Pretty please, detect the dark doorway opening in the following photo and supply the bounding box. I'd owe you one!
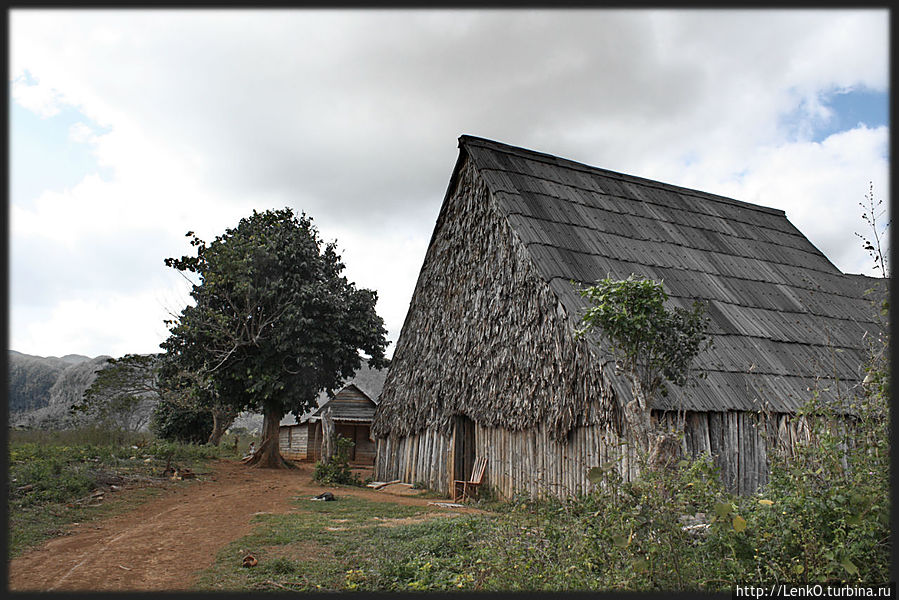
[452,415,476,484]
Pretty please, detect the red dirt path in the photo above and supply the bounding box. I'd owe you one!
[8,459,465,592]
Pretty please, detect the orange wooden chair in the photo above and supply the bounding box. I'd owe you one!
[453,456,487,502]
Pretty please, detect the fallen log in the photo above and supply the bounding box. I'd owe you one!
[367,479,402,490]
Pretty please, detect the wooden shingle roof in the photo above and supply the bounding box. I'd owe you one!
[460,135,885,414]
[280,359,387,426]
[305,383,378,424]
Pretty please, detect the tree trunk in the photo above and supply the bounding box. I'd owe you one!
[321,407,335,465]
[625,379,681,470]
[625,398,652,455]
[207,409,224,447]
[207,405,236,446]
[243,408,294,469]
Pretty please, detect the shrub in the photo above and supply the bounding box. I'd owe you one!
[313,435,360,486]
[705,375,890,584]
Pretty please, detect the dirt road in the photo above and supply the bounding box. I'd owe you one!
[8,459,457,591]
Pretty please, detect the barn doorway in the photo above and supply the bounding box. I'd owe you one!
[452,415,476,483]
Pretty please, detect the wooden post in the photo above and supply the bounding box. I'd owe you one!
[321,407,335,465]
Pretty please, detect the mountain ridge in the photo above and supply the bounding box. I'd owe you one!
[8,350,108,427]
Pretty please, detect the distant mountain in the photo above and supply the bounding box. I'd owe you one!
[8,351,89,415]
[58,353,93,365]
[8,351,109,428]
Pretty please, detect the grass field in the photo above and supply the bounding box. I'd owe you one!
[7,427,242,559]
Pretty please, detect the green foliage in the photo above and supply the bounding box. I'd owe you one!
[8,435,220,508]
[153,366,237,447]
[361,517,492,590]
[70,354,160,433]
[338,351,889,591]
[10,425,148,448]
[194,495,428,591]
[313,435,361,486]
[350,384,888,591]
[577,275,711,458]
[572,455,730,589]
[219,431,257,458]
[263,556,302,576]
[578,275,710,398]
[161,208,389,459]
[149,396,214,444]
[701,376,890,584]
[9,446,95,507]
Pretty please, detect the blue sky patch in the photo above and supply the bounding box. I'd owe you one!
[10,98,113,205]
[782,87,889,143]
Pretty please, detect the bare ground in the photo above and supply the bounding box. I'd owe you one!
[8,459,474,592]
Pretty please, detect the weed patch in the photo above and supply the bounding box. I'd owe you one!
[7,431,224,558]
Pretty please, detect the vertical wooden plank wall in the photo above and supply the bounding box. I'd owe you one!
[279,427,291,456]
[279,425,310,461]
[374,410,813,499]
[374,429,452,495]
[657,410,814,495]
[470,423,631,500]
[296,425,310,461]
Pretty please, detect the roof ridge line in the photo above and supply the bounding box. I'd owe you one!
[460,134,786,217]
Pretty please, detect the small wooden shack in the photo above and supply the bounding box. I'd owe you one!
[280,361,386,465]
[372,135,884,497]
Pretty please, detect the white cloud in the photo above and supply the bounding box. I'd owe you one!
[12,283,190,359]
[11,73,63,117]
[640,123,888,276]
[8,9,890,357]
[730,126,889,276]
[321,221,436,349]
[68,121,96,144]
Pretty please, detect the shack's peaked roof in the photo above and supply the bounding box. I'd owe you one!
[306,383,378,424]
[457,135,883,414]
[280,360,387,426]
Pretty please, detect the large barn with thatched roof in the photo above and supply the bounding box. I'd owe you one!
[371,135,884,497]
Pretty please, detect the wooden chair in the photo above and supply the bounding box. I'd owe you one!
[453,456,487,502]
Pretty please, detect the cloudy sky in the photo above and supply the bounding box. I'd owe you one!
[10,9,890,360]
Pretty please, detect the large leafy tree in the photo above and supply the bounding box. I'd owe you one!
[578,275,710,467]
[161,208,389,467]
